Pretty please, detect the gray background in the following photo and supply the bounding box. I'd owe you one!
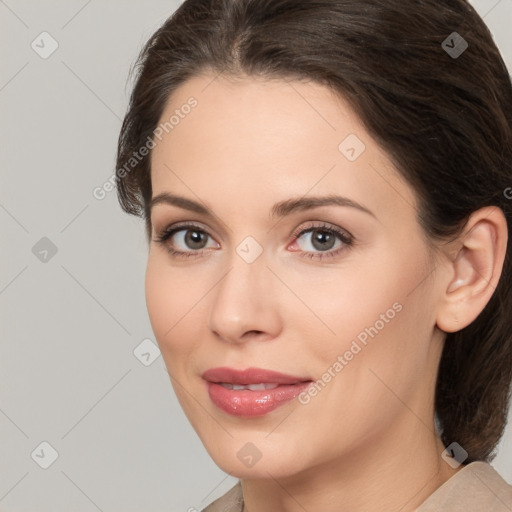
[1,1,511,510]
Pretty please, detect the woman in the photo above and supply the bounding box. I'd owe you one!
[115,0,512,510]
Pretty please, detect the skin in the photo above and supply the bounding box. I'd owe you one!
[145,72,507,512]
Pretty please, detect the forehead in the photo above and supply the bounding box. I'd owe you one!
[152,73,362,165]
[149,73,416,223]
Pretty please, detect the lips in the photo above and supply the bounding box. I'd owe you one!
[202,367,313,417]
[201,367,311,385]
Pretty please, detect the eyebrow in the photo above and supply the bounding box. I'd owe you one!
[149,192,376,219]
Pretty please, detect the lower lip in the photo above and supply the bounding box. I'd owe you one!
[206,381,313,417]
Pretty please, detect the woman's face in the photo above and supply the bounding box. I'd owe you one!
[146,73,447,478]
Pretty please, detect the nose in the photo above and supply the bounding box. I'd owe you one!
[207,245,282,345]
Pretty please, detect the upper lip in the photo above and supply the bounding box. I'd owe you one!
[202,367,312,385]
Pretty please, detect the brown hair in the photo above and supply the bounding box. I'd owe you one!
[115,0,512,462]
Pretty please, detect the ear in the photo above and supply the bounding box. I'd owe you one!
[436,206,508,333]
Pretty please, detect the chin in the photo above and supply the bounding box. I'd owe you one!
[201,434,312,480]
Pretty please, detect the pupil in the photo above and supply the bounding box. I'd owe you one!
[313,230,335,251]
[186,230,205,249]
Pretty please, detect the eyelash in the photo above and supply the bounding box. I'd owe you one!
[153,221,353,261]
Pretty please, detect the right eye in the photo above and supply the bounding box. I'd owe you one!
[154,223,220,258]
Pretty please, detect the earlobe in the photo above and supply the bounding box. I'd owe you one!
[436,207,508,333]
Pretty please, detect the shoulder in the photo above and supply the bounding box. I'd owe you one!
[417,461,512,511]
[201,481,244,512]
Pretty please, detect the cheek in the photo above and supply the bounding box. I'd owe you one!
[144,255,203,361]
[297,246,433,390]
[285,257,406,352]
[145,257,205,413]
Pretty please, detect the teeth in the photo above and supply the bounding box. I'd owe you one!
[247,383,279,390]
[219,383,280,390]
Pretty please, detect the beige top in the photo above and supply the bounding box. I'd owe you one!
[201,461,512,512]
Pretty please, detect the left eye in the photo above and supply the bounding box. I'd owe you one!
[293,226,351,254]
